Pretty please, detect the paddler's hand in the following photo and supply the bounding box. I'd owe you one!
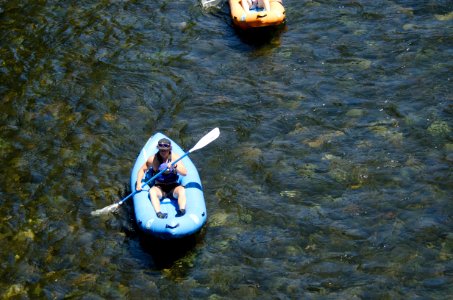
[159,163,169,172]
[136,182,142,191]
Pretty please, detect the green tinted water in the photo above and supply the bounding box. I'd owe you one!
[1,0,452,298]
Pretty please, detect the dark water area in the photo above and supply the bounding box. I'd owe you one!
[1,0,452,298]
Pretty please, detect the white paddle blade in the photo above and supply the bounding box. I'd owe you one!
[201,0,222,8]
[91,203,120,216]
[189,127,220,153]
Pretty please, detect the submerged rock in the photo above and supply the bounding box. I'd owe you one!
[241,146,263,162]
[346,108,365,118]
[428,121,451,136]
[403,23,417,30]
[370,125,403,146]
[0,137,13,157]
[297,163,316,178]
[209,212,229,227]
[305,131,344,148]
[3,284,27,298]
[14,229,35,241]
[435,12,453,21]
[288,122,307,135]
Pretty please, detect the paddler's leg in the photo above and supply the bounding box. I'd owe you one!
[241,0,251,12]
[150,186,167,218]
[262,0,270,12]
[173,185,186,216]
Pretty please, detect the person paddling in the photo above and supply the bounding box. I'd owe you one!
[241,0,270,12]
[136,138,187,219]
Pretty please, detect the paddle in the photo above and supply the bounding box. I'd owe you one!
[91,127,220,216]
[201,0,222,8]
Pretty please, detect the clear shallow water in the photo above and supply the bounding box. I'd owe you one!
[1,0,452,298]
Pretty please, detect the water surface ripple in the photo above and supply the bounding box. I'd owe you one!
[0,0,452,298]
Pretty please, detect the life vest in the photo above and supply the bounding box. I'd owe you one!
[153,152,179,185]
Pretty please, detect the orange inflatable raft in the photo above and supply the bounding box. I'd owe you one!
[229,0,285,29]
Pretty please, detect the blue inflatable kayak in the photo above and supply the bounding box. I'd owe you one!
[130,133,207,239]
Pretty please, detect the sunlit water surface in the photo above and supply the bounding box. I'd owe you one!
[1,0,452,298]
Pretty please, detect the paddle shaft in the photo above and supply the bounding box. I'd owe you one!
[118,151,190,206]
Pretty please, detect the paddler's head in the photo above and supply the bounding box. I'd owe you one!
[157,138,172,154]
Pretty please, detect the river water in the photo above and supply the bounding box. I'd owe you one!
[1,0,452,298]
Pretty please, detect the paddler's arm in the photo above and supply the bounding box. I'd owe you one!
[172,154,187,176]
[136,156,154,191]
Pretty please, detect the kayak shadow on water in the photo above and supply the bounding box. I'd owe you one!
[138,233,204,270]
[122,199,206,270]
[234,23,287,48]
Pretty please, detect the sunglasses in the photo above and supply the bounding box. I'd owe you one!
[158,143,171,148]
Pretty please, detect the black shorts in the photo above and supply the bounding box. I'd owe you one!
[155,183,180,195]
